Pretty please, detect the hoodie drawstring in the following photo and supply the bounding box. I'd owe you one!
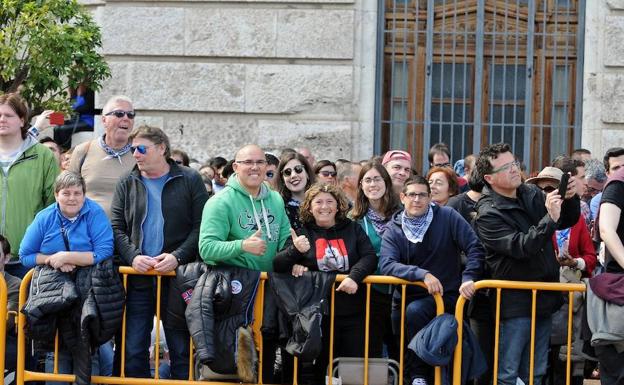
[248,195,273,241]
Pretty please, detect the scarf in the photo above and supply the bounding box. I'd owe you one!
[98,135,131,163]
[401,205,434,244]
[366,207,389,236]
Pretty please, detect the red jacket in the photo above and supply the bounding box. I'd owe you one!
[553,215,597,277]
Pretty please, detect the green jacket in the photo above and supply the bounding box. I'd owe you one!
[0,138,59,257]
[199,175,291,272]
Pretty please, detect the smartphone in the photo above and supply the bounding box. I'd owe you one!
[558,172,570,197]
[49,112,65,126]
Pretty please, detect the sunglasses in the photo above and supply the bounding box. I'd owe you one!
[266,171,275,179]
[319,170,337,177]
[105,110,136,119]
[174,160,183,165]
[130,144,154,155]
[282,165,305,177]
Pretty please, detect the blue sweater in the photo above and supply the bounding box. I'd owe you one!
[19,198,114,268]
[380,205,485,299]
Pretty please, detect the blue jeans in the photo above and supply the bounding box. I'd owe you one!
[45,351,100,385]
[116,287,190,379]
[98,341,114,376]
[497,316,552,385]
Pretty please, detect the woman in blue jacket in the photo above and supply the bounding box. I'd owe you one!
[19,170,114,385]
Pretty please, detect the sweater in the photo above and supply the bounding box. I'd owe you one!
[380,205,485,301]
[19,198,114,268]
[0,136,59,257]
[68,139,135,218]
[199,175,291,272]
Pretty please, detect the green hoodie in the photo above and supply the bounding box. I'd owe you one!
[199,174,291,272]
[1,137,59,258]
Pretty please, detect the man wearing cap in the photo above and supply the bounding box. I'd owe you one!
[474,143,580,385]
[383,150,413,195]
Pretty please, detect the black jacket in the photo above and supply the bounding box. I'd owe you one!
[181,264,260,374]
[267,271,336,361]
[274,218,377,316]
[22,260,125,385]
[475,184,580,318]
[110,161,209,290]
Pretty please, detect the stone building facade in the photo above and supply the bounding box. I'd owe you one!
[583,0,624,156]
[86,0,378,162]
[83,0,623,164]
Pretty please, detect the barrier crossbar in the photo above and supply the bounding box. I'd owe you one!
[15,268,444,385]
[451,280,587,385]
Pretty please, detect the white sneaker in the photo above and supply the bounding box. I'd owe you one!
[412,378,428,385]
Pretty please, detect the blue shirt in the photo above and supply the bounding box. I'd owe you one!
[141,174,169,256]
[19,198,114,268]
[590,192,602,220]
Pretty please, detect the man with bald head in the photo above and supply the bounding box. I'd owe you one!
[199,144,291,272]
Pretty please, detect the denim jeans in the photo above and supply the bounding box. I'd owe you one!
[98,341,114,376]
[44,351,100,385]
[497,316,552,385]
[115,286,190,379]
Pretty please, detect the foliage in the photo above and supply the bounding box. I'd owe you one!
[0,0,110,115]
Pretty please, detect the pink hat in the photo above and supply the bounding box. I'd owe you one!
[382,150,412,165]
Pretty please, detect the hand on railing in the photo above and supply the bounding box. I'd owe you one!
[336,277,358,294]
[423,273,443,296]
[153,253,178,273]
[131,255,158,273]
[459,280,476,300]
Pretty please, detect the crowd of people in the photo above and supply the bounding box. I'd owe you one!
[1,91,623,385]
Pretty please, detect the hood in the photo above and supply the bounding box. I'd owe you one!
[226,173,270,200]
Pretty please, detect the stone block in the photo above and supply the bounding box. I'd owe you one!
[601,73,624,123]
[604,16,624,66]
[245,65,353,114]
[256,120,353,160]
[602,129,624,149]
[607,0,624,10]
[99,7,185,56]
[99,62,246,112]
[186,9,276,57]
[276,10,354,59]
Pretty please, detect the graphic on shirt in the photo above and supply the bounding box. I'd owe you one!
[231,280,242,295]
[238,208,278,242]
[315,238,349,272]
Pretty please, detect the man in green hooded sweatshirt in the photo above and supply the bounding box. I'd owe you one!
[199,144,291,271]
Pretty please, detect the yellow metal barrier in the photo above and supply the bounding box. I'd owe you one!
[451,280,586,385]
[16,268,443,385]
[0,273,8,377]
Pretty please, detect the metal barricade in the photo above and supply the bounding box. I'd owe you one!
[15,269,443,385]
[451,280,586,385]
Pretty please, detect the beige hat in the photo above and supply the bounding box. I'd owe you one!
[525,166,563,185]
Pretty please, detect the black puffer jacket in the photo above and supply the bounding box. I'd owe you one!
[21,260,125,385]
[182,264,260,374]
[475,184,580,319]
[266,271,336,361]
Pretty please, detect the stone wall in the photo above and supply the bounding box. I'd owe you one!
[86,0,377,163]
[583,0,624,156]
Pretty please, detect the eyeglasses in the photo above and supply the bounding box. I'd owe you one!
[283,165,304,177]
[130,144,155,155]
[432,162,452,168]
[540,186,557,193]
[174,160,183,165]
[405,191,429,201]
[105,110,136,119]
[235,159,267,167]
[319,170,337,178]
[266,171,275,179]
[404,192,429,200]
[362,176,384,185]
[490,160,521,174]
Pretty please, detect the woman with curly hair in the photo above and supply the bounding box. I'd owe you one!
[274,183,378,383]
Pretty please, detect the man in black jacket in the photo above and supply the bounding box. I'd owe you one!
[111,125,208,379]
[474,143,580,385]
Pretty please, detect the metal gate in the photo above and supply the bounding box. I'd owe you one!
[375,0,585,174]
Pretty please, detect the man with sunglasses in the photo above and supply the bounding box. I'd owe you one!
[69,95,137,217]
[111,125,209,380]
[474,143,580,385]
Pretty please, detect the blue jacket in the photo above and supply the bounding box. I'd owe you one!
[19,198,114,268]
[379,205,484,300]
